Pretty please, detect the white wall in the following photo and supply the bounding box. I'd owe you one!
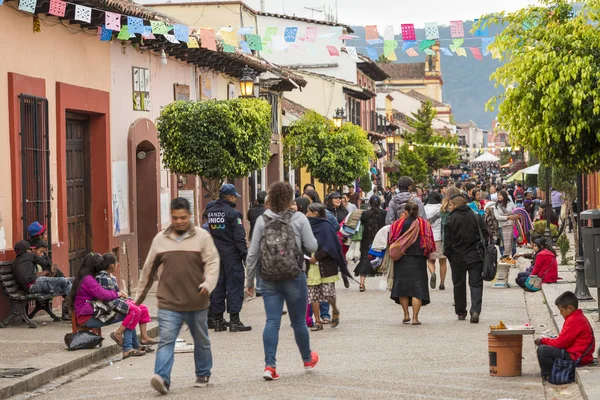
[284,73,345,119]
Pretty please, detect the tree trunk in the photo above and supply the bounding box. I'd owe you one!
[564,194,579,258]
[201,177,223,200]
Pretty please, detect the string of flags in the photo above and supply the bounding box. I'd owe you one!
[411,142,519,152]
[6,0,498,61]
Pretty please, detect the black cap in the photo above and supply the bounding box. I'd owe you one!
[30,239,48,249]
[15,240,31,256]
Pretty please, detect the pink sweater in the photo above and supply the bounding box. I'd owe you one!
[74,275,119,317]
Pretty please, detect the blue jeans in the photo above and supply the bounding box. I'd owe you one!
[29,276,72,295]
[261,273,312,368]
[308,302,330,321]
[155,309,212,386]
[83,314,138,351]
[82,313,125,328]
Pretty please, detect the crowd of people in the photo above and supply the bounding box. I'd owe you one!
[9,173,592,393]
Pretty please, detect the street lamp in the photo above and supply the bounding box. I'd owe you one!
[408,142,415,152]
[333,108,346,128]
[239,66,256,98]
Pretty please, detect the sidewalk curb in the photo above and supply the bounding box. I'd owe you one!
[0,325,159,399]
[540,286,590,400]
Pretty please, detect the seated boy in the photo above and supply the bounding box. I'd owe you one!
[535,291,595,380]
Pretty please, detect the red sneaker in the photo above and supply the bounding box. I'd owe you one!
[303,351,319,372]
[263,366,280,381]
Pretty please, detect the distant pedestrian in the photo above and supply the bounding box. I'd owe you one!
[342,193,357,213]
[135,197,220,393]
[443,194,489,324]
[494,190,517,256]
[248,191,268,241]
[424,191,447,290]
[388,202,435,325]
[386,176,427,225]
[355,195,386,291]
[347,185,361,208]
[245,182,320,381]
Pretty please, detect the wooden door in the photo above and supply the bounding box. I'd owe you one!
[66,113,91,276]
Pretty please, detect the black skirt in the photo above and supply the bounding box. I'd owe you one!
[390,254,430,306]
[354,240,375,276]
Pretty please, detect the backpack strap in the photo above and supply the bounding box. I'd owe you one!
[574,323,595,366]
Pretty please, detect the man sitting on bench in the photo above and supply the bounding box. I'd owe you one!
[12,240,72,320]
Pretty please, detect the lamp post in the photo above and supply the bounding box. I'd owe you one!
[408,142,415,152]
[239,66,256,98]
[544,164,552,245]
[574,173,594,301]
[333,108,346,128]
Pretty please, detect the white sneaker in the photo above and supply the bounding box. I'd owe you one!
[151,374,169,395]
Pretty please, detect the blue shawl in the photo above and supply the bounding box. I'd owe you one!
[308,217,351,278]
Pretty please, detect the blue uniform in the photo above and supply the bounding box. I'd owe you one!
[207,199,247,314]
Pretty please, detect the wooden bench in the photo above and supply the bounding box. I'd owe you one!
[0,262,64,328]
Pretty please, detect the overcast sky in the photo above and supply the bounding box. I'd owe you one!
[157,0,540,26]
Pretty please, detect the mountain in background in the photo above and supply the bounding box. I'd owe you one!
[347,21,505,130]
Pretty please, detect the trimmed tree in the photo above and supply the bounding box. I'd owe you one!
[157,98,272,199]
[284,110,374,191]
[388,143,429,185]
[484,0,600,172]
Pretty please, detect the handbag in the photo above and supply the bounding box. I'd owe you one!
[524,265,550,292]
[549,330,595,385]
[475,213,498,281]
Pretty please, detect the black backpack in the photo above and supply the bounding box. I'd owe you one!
[259,211,303,282]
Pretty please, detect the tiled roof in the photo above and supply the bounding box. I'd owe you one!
[405,90,446,107]
[282,98,310,117]
[377,63,426,80]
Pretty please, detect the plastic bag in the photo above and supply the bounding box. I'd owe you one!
[64,330,104,351]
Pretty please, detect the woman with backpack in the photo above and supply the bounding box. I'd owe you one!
[388,202,436,326]
[305,203,351,331]
[245,182,320,381]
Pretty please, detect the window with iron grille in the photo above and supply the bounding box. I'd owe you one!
[20,94,51,255]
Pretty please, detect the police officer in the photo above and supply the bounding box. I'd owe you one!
[206,184,251,332]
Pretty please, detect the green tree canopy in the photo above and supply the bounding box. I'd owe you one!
[388,144,429,185]
[284,110,374,190]
[484,0,600,172]
[157,98,272,198]
[405,101,458,175]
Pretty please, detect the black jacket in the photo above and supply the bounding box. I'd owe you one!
[327,206,349,224]
[12,252,38,292]
[207,199,248,263]
[443,205,489,264]
[247,204,266,241]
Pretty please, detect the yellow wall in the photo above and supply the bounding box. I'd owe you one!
[149,3,256,33]
[0,7,110,250]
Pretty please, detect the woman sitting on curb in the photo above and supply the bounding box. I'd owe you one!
[515,237,558,290]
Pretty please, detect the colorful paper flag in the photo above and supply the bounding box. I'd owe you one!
[18,0,36,13]
[223,44,236,53]
[326,45,340,56]
[142,26,155,40]
[474,18,489,37]
[284,27,298,42]
[48,0,66,17]
[264,27,278,37]
[384,25,395,41]
[366,47,378,61]
[173,24,188,42]
[402,41,416,51]
[240,40,251,53]
[365,25,379,41]
[104,12,121,31]
[150,21,170,35]
[237,27,254,35]
[366,39,383,45]
[163,34,180,44]
[302,26,318,42]
[221,31,238,47]
[339,34,358,40]
[98,25,112,41]
[449,38,464,53]
[401,24,416,41]
[424,48,436,56]
[200,28,217,51]
[246,33,262,50]
[450,20,464,38]
[187,36,199,48]
[419,39,436,52]
[386,50,397,61]
[440,47,453,56]
[469,47,483,60]
[456,47,467,57]
[127,16,144,34]
[219,26,233,33]
[74,4,91,23]
[383,40,398,57]
[117,25,130,40]
[424,22,439,40]
[406,48,418,57]
[481,37,495,56]
[346,46,359,60]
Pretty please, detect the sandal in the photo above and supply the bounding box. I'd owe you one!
[110,332,123,347]
[140,339,159,346]
[123,349,146,359]
[331,312,340,328]
[321,318,331,324]
[359,285,366,292]
[402,318,411,324]
[311,323,323,332]
[139,345,155,353]
[412,321,422,326]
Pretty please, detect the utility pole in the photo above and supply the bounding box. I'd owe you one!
[260,0,265,12]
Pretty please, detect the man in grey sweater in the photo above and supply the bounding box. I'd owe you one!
[385,176,427,225]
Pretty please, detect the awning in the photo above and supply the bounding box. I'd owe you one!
[471,151,500,163]
[343,87,375,101]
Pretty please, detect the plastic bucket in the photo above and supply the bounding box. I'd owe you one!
[488,334,523,377]
[491,263,511,288]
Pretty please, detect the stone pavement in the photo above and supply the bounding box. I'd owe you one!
[0,290,159,399]
[30,275,548,400]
